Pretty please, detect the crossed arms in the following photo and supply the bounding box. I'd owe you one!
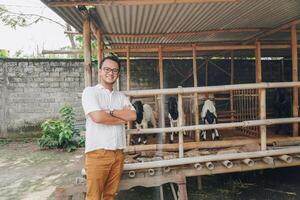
[89,106,136,125]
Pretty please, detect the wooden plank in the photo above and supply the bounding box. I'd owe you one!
[48,0,239,7]
[83,14,92,87]
[291,25,299,137]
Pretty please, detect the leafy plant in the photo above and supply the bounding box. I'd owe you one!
[38,104,84,152]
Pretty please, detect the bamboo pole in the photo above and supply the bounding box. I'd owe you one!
[97,30,103,83]
[123,147,300,170]
[126,117,300,135]
[125,137,300,153]
[291,25,299,137]
[255,41,262,83]
[83,13,92,87]
[178,90,184,158]
[127,46,131,91]
[192,45,200,141]
[123,82,300,97]
[158,46,166,143]
[260,89,267,150]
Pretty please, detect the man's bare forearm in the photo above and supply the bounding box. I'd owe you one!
[89,111,126,125]
[113,109,136,122]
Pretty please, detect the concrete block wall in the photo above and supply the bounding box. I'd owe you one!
[0,59,85,137]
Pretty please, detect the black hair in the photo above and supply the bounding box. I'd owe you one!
[99,54,121,70]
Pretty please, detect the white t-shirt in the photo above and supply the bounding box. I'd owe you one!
[82,84,133,153]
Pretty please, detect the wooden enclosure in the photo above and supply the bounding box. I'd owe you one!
[41,0,300,199]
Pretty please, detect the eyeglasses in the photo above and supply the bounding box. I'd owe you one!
[102,67,119,74]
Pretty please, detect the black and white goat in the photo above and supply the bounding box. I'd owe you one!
[167,97,186,143]
[168,97,179,143]
[201,99,219,140]
[132,100,156,144]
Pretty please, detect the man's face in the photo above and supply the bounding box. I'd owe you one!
[99,59,120,85]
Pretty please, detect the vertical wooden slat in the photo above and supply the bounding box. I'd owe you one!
[192,45,200,141]
[230,51,234,122]
[178,89,184,158]
[205,59,208,86]
[291,25,299,137]
[83,13,92,87]
[158,46,166,143]
[126,46,131,91]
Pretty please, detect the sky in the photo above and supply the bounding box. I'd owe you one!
[0,0,71,57]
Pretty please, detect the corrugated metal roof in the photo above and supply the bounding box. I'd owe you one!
[42,0,300,57]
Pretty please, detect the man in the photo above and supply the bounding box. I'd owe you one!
[82,55,136,200]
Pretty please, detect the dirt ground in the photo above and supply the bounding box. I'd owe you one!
[1,140,300,200]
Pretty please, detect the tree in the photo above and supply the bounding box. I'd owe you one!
[0,49,9,58]
[0,5,80,58]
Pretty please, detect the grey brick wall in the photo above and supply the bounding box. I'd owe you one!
[0,59,85,136]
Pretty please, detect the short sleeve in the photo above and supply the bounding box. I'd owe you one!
[122,95,136,111]
[82,87,101,116]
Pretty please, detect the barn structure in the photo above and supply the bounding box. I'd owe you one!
[41,0,300,199]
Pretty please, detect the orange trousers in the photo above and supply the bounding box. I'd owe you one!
[85,149,125,200]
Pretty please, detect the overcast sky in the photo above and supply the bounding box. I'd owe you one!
[0,0,71,57]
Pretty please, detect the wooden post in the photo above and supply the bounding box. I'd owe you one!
[230,51,234,122]
[126,46,131,91]
[259,90,267,149]
[291,25,299,137]
[256,41,266,150]
[205,59,208,86]
[83,13,92,87]
[97,30,103,84]
[158,46,166,143]
[178,89,184,158]
[193,45,200,141]
[255,41,262,83]
[126,47,133,145]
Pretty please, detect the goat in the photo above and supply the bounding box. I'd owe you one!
[132,100,156,144]
[200,99,219,140]
[168,97,179,143]
[167,97,187,143]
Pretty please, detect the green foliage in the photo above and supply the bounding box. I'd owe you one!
[38,104,85,152]
[0,49,9,58]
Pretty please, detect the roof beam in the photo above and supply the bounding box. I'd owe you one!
[106,28,262,38]
[244,18,300,43]
[103,44,300,53]
[48,0,239,7]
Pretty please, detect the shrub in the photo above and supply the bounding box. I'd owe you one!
[38,104,85,152]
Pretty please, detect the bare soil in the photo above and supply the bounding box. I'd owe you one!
[1,140,300,200]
